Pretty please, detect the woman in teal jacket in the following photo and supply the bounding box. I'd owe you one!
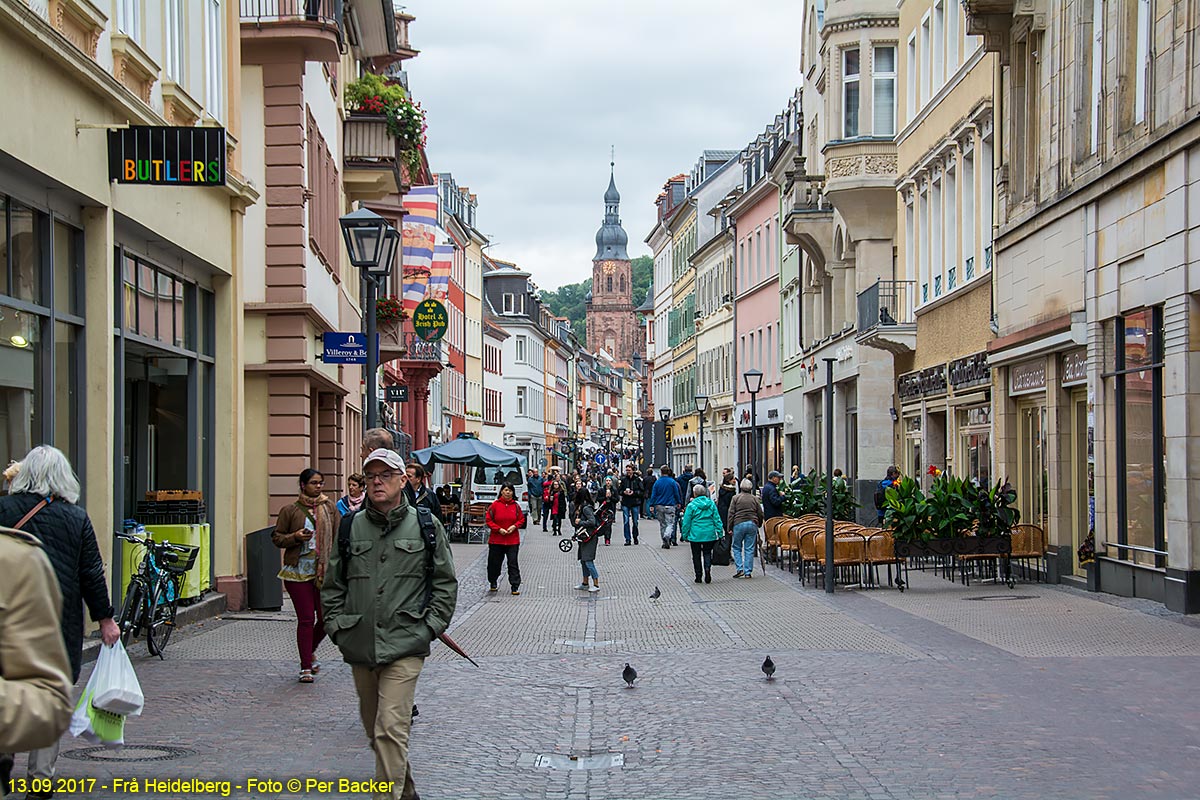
[681,483,724,583]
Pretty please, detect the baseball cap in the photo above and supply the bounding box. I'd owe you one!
[363,448,404,470]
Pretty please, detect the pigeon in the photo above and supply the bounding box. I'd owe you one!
[649,586,661,601]
[622,663,638,688]
[761,656,776,680]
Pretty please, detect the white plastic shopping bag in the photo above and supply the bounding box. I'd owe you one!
[91,641,144,716]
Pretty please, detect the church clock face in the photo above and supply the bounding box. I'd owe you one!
[599,260,620,275]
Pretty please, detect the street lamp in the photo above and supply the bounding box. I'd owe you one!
[341,208,399,431]
[634,417,645,468]
[695,394,710,480]
[743,368,763,485]
[659,407,671,470]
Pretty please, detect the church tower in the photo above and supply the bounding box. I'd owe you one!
[586,162,636,361]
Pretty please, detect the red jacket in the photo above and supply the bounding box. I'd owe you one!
[486,497,525,546]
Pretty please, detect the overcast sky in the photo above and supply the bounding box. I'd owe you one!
[407,0,804,290]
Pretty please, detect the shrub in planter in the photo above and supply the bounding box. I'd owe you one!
[344,73,427,175]
[882,477,930,542]
[779,470,858,521]
[925,473,975,539]
[375,295,408,324]
[973,479,1020,537]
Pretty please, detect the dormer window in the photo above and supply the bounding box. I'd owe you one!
[502,293,514,314]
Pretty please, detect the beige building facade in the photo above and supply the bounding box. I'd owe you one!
[0,0,256,602]
[965,0,1200,611]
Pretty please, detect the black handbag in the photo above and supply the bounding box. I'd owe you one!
[712,534,732,567]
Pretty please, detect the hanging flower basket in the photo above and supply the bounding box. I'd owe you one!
[375,295,408,324]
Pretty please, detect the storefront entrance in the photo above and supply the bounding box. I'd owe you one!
[1017,401,1048,533]
[1069,390,1088,575]
[122,349,194,518]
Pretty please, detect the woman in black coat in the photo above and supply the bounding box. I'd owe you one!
[0,445,118,783]
[716,469,738,529]
[571,489,601,592]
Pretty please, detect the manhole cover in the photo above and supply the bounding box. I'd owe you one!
[63,745,194,763]
[965,595,1040,601]
[523,753,625,771]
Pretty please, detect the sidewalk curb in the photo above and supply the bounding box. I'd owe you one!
[81,592,228,665]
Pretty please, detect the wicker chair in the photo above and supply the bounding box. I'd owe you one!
[814,530,867,587]
[763,518,788,564]
[797,527,820,585]
[864,529,906,588]
[780,521,805,573]
[1010,524,1047,581]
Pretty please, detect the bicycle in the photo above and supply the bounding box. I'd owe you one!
[115,522,198,658]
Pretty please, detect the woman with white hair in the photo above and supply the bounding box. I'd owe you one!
[0,445,118,793]
[725,478,764,578]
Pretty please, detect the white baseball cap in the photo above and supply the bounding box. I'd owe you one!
[363,448,405,470]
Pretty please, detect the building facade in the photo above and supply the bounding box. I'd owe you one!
[586,166,637,362]
[965,0,1200,611]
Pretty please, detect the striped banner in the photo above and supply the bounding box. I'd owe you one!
[401,185,442,312]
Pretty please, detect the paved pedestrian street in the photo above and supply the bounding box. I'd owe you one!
[28,528,1200,800]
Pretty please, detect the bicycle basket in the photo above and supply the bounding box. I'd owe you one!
[157,544,199,575]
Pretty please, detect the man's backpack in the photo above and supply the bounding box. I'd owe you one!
[873,484,887,511]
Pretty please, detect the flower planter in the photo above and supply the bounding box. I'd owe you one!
[893,535,1013,589]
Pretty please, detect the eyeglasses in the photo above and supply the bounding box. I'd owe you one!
[364,470,401,483]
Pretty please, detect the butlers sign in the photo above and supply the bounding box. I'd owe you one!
[108,126,226,186]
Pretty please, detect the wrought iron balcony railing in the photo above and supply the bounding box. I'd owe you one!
[857,280,916,334]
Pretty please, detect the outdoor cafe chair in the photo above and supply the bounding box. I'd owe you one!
[814,530,867,588]
[864,529,907,589]
[465,503,490,544]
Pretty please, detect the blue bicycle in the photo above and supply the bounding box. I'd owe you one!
[115,523,197,658]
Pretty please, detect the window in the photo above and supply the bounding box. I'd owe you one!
[906,35,918,120]
[1090,0,1103,152]
[947,0,959,70]
[945,162,956,287]
[620,274,626,293]
[1111,307,1165,566]
[165,0,185,82]
[919,184,930,302]
[904,197,915,285]
[515,335,526,363]
[962,146,975,277]
[843,48,860,138]
[516,386,527,416]
[502,293,514,313]
[874,46,896,136]
[116,0,140,38]
[204,0,224,120]
[981,135,994,261]
[606,276,613,293]
[1134,0,1149,124]
[306,112,339,273]
[933,1,945,88]
[920,16,932,105]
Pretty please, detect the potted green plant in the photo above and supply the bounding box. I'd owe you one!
[882,476,929,543]
[925,472,974,539]
[344,73,427,175]
[374,295,407,324]
[973,479,1020,537]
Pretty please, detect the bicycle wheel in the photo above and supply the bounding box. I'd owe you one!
[117,582,145,646]
[146,575,180,657]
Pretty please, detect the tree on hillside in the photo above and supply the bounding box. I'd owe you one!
[631,255,652,308]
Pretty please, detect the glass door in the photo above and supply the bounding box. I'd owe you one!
[1070,391,1088,575]
[1017,401,1048,534]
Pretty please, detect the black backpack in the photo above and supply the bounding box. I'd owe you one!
[873,484,886,510]
[337,505,439,611]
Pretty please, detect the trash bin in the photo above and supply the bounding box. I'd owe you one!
[145,524,206,601]
[245,526,283,611]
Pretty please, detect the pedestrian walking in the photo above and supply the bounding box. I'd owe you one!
[0,525,73,774]
[619,464,644,545]
[716,468,737,529]
[526,469,543,525]
[485,483,525,595]
[337,473,367,517]
[648,465,683,549]
[762,470,785,521]
[875,465,901,525]
[548,477,569,535]
[571,488,601,593]
[599,476,617,546]
[727,479,764,578]
[0,446,119,795]
[322,448,458,800]
[541,473,554,531]
[641,469,656,517]
[404,463,444,524]
[681,484,724,584]
[273,468,339,683]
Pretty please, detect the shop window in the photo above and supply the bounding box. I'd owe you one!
[53,221,80,316]
[9,200,41,305]
[53,322,80,467]
[1110,307,1165,566]
[1017,402,1048,533]
[958,405,991,487]
[0,310,41,475]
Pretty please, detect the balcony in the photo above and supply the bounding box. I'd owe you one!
[343,114,402,201]
[856,280,916,355]
[782,173,833,258]
[822,138,897,241]
[240,0,342,64]
[379,323,444,364]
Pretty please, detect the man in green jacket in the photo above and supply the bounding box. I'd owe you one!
[323,449,458,800]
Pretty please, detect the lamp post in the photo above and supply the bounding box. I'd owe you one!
[659,407,671,470]
[695,394,710,479]
[635,417,644,467]
[743,369,763,486]
[823,358,836,593]
[340,207,399,431]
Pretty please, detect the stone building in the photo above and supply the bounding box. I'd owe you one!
[964,0,1200,611]
[586,165,637,363]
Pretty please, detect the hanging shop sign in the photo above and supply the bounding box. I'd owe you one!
[948,351,990,390]
[897,365,947,401]
[1061,349,1087,387]
[322,332,375,364]
[384,385,409,402]
[412,299,449,342]
[108,126,226,186]
[1009,359,1046,395]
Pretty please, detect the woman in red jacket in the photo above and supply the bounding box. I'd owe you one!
[486,482,526,595]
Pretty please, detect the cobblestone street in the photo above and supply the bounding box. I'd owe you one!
[28,526,1200,800]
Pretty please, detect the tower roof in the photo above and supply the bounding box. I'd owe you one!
[594,161,630,261]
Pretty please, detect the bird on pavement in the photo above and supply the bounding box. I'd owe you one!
[622,663,638,688]
[761,655,776,680]
[649,586,661,601]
